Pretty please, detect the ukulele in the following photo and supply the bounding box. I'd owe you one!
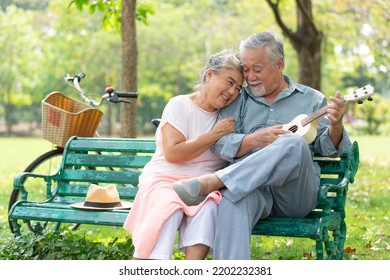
[282,84,374,144]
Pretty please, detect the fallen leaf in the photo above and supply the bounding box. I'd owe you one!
[344,246,356,253]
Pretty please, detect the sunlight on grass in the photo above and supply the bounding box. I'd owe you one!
[0,137,55,180]
[350,135,390,165]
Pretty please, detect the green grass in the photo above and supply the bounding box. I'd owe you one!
[0,136,389,259]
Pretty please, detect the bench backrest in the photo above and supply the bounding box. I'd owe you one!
[53,136,156,200]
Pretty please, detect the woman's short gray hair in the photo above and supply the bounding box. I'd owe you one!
[196,49,242,89]
[239,31,284,67]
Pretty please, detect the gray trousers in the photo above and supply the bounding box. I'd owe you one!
[213,134,319,260]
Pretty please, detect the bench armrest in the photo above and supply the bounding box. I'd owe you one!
[316,141,359,214]
[345,141,360,184]
[13,172,58,202]
[317,177,349,206]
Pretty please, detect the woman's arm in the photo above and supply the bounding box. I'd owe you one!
[162,117,235,163]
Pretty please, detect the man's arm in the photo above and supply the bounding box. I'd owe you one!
[236,125,288,157]
[313,91,351,157]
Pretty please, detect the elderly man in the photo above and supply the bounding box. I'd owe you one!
[173,31,351,259]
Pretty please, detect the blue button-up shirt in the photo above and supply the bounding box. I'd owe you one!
[212,75,351,175]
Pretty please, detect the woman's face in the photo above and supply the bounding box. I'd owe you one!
[204,68,243,111]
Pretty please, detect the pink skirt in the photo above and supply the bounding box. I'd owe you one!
[123,174,222,258]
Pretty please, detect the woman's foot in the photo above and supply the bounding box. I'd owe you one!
[173,175,224,206]
[172,179,206,206]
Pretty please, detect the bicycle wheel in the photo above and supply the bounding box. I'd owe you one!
[8,148,63,234]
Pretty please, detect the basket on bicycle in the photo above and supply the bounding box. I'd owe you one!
[42,91,103,147]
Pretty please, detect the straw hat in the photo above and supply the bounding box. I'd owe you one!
[70,184,132,210]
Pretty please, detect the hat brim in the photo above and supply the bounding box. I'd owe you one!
[70,201,133,210]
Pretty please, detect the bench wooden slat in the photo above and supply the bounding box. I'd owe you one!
[11,202,129,227]
[60,169,141,184]
[56,184,138,199]
[67,137,156,153]
[64,153,152,168]
[252,217,322,238]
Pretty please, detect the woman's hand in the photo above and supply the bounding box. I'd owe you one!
[210,117,235,138]
[162,118,236,163]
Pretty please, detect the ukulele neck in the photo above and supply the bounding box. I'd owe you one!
[301,97,346,127]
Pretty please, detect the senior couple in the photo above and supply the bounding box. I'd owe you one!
[123,31,351,260]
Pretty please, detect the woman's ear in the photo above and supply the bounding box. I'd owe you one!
[205,69,214,82]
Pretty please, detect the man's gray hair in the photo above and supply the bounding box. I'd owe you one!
[239,31,285,67]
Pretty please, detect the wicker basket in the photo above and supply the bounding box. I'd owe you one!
[42,91,103,147]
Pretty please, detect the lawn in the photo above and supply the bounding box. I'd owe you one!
[0,135,389,260]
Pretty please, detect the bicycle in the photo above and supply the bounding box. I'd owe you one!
[8,73,138,234]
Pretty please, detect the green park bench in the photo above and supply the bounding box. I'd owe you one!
[8,136,359,260]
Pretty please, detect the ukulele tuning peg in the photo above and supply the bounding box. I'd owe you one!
[357,100,363,104]
[368,97,373,101]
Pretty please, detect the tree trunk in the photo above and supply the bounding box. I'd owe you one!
[266,0,323,91]
[120,0,138,138]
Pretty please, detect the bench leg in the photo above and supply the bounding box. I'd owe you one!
[9,218,48,236]
[332,220,347,260]
[9,218,22,237]
[315,223,330,260]
[315,239,324,260]
[29,221,45,235]
[54,222,61,234]
[324,221,346,260]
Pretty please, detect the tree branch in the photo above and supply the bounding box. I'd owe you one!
[295,0,319,35]
[265,0,298,42]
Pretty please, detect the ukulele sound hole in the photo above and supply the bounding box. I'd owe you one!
[288,125,298,133]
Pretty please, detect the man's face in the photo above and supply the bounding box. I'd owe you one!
[241,48,283,98]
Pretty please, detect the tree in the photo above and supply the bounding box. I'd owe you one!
[266,0,323,90]
[69,0,154,137]
[120,0,137,138]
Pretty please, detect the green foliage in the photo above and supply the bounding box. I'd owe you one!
[1,0,389,136]
[136,3,156,25]
[0,230,134,260]
[319,0,390,98]
[69,0,155,31]
[346,95,390,135]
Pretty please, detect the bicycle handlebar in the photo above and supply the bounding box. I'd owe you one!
[64,73,138,108]
[117,92,138,98]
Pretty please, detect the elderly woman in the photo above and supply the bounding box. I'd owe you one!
[123,49,243,260]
